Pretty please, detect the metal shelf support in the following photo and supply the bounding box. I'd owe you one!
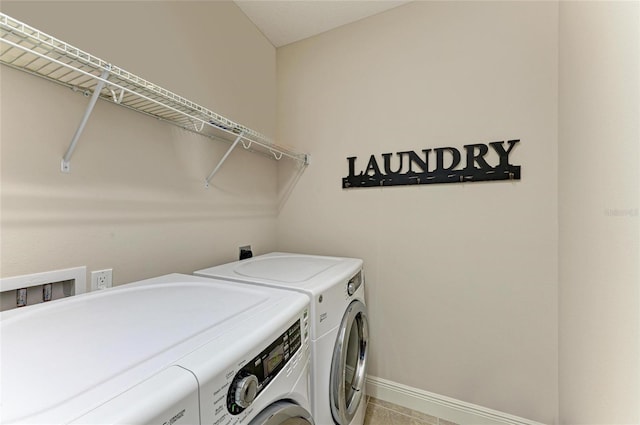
[61,67,110,172]
[205,132,245,188]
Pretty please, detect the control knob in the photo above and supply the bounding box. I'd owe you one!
[347,281,356,296]
[234,375,259,408]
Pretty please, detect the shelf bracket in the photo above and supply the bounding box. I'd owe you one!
[204,131,245,188]
[193,120,205,132]
[108,86,125,104]
[61,67,110,172]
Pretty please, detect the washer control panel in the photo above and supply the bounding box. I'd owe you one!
[227,319,302,415]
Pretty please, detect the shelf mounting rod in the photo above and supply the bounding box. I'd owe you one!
[205,131,245,188]
[61,67,110,172]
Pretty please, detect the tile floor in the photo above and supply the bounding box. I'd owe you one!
[363,397,459,425]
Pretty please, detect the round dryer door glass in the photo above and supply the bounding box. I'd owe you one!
[330,300,369,425]
[344,318,361,402]
[248,401,314,425]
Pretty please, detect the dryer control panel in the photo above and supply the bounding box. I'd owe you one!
[227,319,302,415]
[347,270,363,296]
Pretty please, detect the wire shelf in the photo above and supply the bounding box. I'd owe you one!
[0,13,309,178]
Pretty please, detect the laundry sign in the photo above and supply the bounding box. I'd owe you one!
[342,139,521,189]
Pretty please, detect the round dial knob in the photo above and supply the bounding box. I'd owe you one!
[347,282,356,296]
[234,375,259,408]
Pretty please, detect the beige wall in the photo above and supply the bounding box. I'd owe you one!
[276,2,559,423]
[559,2,640,424]
[0,1,279,285]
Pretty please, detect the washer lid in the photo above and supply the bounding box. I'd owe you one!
[235,255,341,283]
[0,274,279,424]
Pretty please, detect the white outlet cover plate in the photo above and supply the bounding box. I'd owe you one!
[91,269,112,291]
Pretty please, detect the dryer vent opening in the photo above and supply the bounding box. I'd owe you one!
[240,246,253,260]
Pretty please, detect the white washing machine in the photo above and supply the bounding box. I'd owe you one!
[1,273,313,425]
[195,253,369,425]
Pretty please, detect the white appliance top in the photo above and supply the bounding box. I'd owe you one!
[195,252,363,295]
[0,273,306,424]
[236,256,340,282]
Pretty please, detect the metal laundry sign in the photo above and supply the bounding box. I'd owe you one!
[342,139,521,189]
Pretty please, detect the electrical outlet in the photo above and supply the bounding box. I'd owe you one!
[239,245,253,260]
[91,269,112,291]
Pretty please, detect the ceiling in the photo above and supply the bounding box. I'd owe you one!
[234,1,412,47]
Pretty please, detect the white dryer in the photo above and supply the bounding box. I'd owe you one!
[195,253,369,425]
[1,273,313,425]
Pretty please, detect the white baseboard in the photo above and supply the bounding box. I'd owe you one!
[366,376,547,425]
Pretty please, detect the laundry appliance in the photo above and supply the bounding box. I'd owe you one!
[195,253,369,425]
[1,273,313,425]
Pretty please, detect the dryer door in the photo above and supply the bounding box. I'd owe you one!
[249,401,314,425]
[330,300,369,425]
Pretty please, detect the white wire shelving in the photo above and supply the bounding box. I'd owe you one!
[0,13,309,186]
